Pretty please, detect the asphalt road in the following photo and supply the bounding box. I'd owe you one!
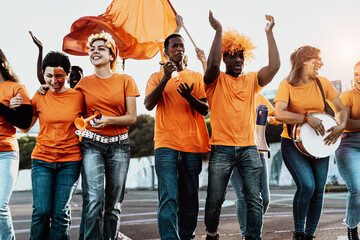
[10,187,349,239]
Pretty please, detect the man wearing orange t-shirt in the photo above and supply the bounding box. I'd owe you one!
[203,12,280,240]
[145,33,210,240]
[230,94,281,237]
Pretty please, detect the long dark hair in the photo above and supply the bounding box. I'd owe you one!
[0,49,19,82]
[287,45,320,86]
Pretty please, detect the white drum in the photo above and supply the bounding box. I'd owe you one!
[292,113,340,158]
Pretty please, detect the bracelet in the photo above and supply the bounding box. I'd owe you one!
[303,112,308,123]
[159,61,165,65]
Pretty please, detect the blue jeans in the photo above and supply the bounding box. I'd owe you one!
[154,147,202,240]
[80,138,130,240]
[0,151,18,240]
[30,159,81,240]
[281,138,329,236]
[335,132,360,229]
[205,145,263,240]
[230,152,270,237]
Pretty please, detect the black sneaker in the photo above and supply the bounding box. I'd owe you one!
[348,227,360,240]
[304,234,315,239]
[206,233,219,240]
[292,232,305,240]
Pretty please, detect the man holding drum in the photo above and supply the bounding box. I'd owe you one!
[274,45,348,240]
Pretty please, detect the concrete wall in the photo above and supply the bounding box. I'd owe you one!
[14,144,345,192]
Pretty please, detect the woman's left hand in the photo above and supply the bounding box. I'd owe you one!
[324,124,345,145]
[91,116,110,129]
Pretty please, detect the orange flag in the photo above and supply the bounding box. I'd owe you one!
[62,0,177,60]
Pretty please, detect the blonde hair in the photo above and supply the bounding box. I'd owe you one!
[87,32,119,71]
[222,29,256,63]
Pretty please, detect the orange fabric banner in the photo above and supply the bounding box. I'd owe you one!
[62,0,177,60]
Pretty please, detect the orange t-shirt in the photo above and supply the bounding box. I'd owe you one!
[340,88,360,133]
[205,71,262,146]
[145,68,210,153]
[31,89,84,163]
[274,76,339,139]
[75,73,140,136]
[0,81,31,152]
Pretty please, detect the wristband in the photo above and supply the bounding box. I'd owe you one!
[159,62,165,65]
[303,112,308,123]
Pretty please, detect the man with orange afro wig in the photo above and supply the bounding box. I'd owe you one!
[203,11,280,240]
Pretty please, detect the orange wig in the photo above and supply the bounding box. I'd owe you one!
[222,29,256,62]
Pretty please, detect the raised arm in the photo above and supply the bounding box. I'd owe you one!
[257,15,280,87]
[144,61,177,110]
[29,31,45,85]
[204,11,222,85]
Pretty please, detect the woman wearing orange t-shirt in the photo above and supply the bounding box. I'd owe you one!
[0,49,32,239]
[13,51,84,239]
[335,61,360,239]
[75,32,139,239]
[274,46,348,240]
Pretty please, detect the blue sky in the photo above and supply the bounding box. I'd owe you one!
[2,0,360,116]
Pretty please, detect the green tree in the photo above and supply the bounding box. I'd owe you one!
[18,136,36,170]
[128,114,155,158]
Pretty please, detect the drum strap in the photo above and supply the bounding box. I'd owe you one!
[314,78,335,117]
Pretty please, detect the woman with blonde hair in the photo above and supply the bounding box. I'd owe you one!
[75,32,139,239]
[274,45,348,239]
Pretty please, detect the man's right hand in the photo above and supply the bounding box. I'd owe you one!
[209,11,222,31]
[163,61,177,80]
